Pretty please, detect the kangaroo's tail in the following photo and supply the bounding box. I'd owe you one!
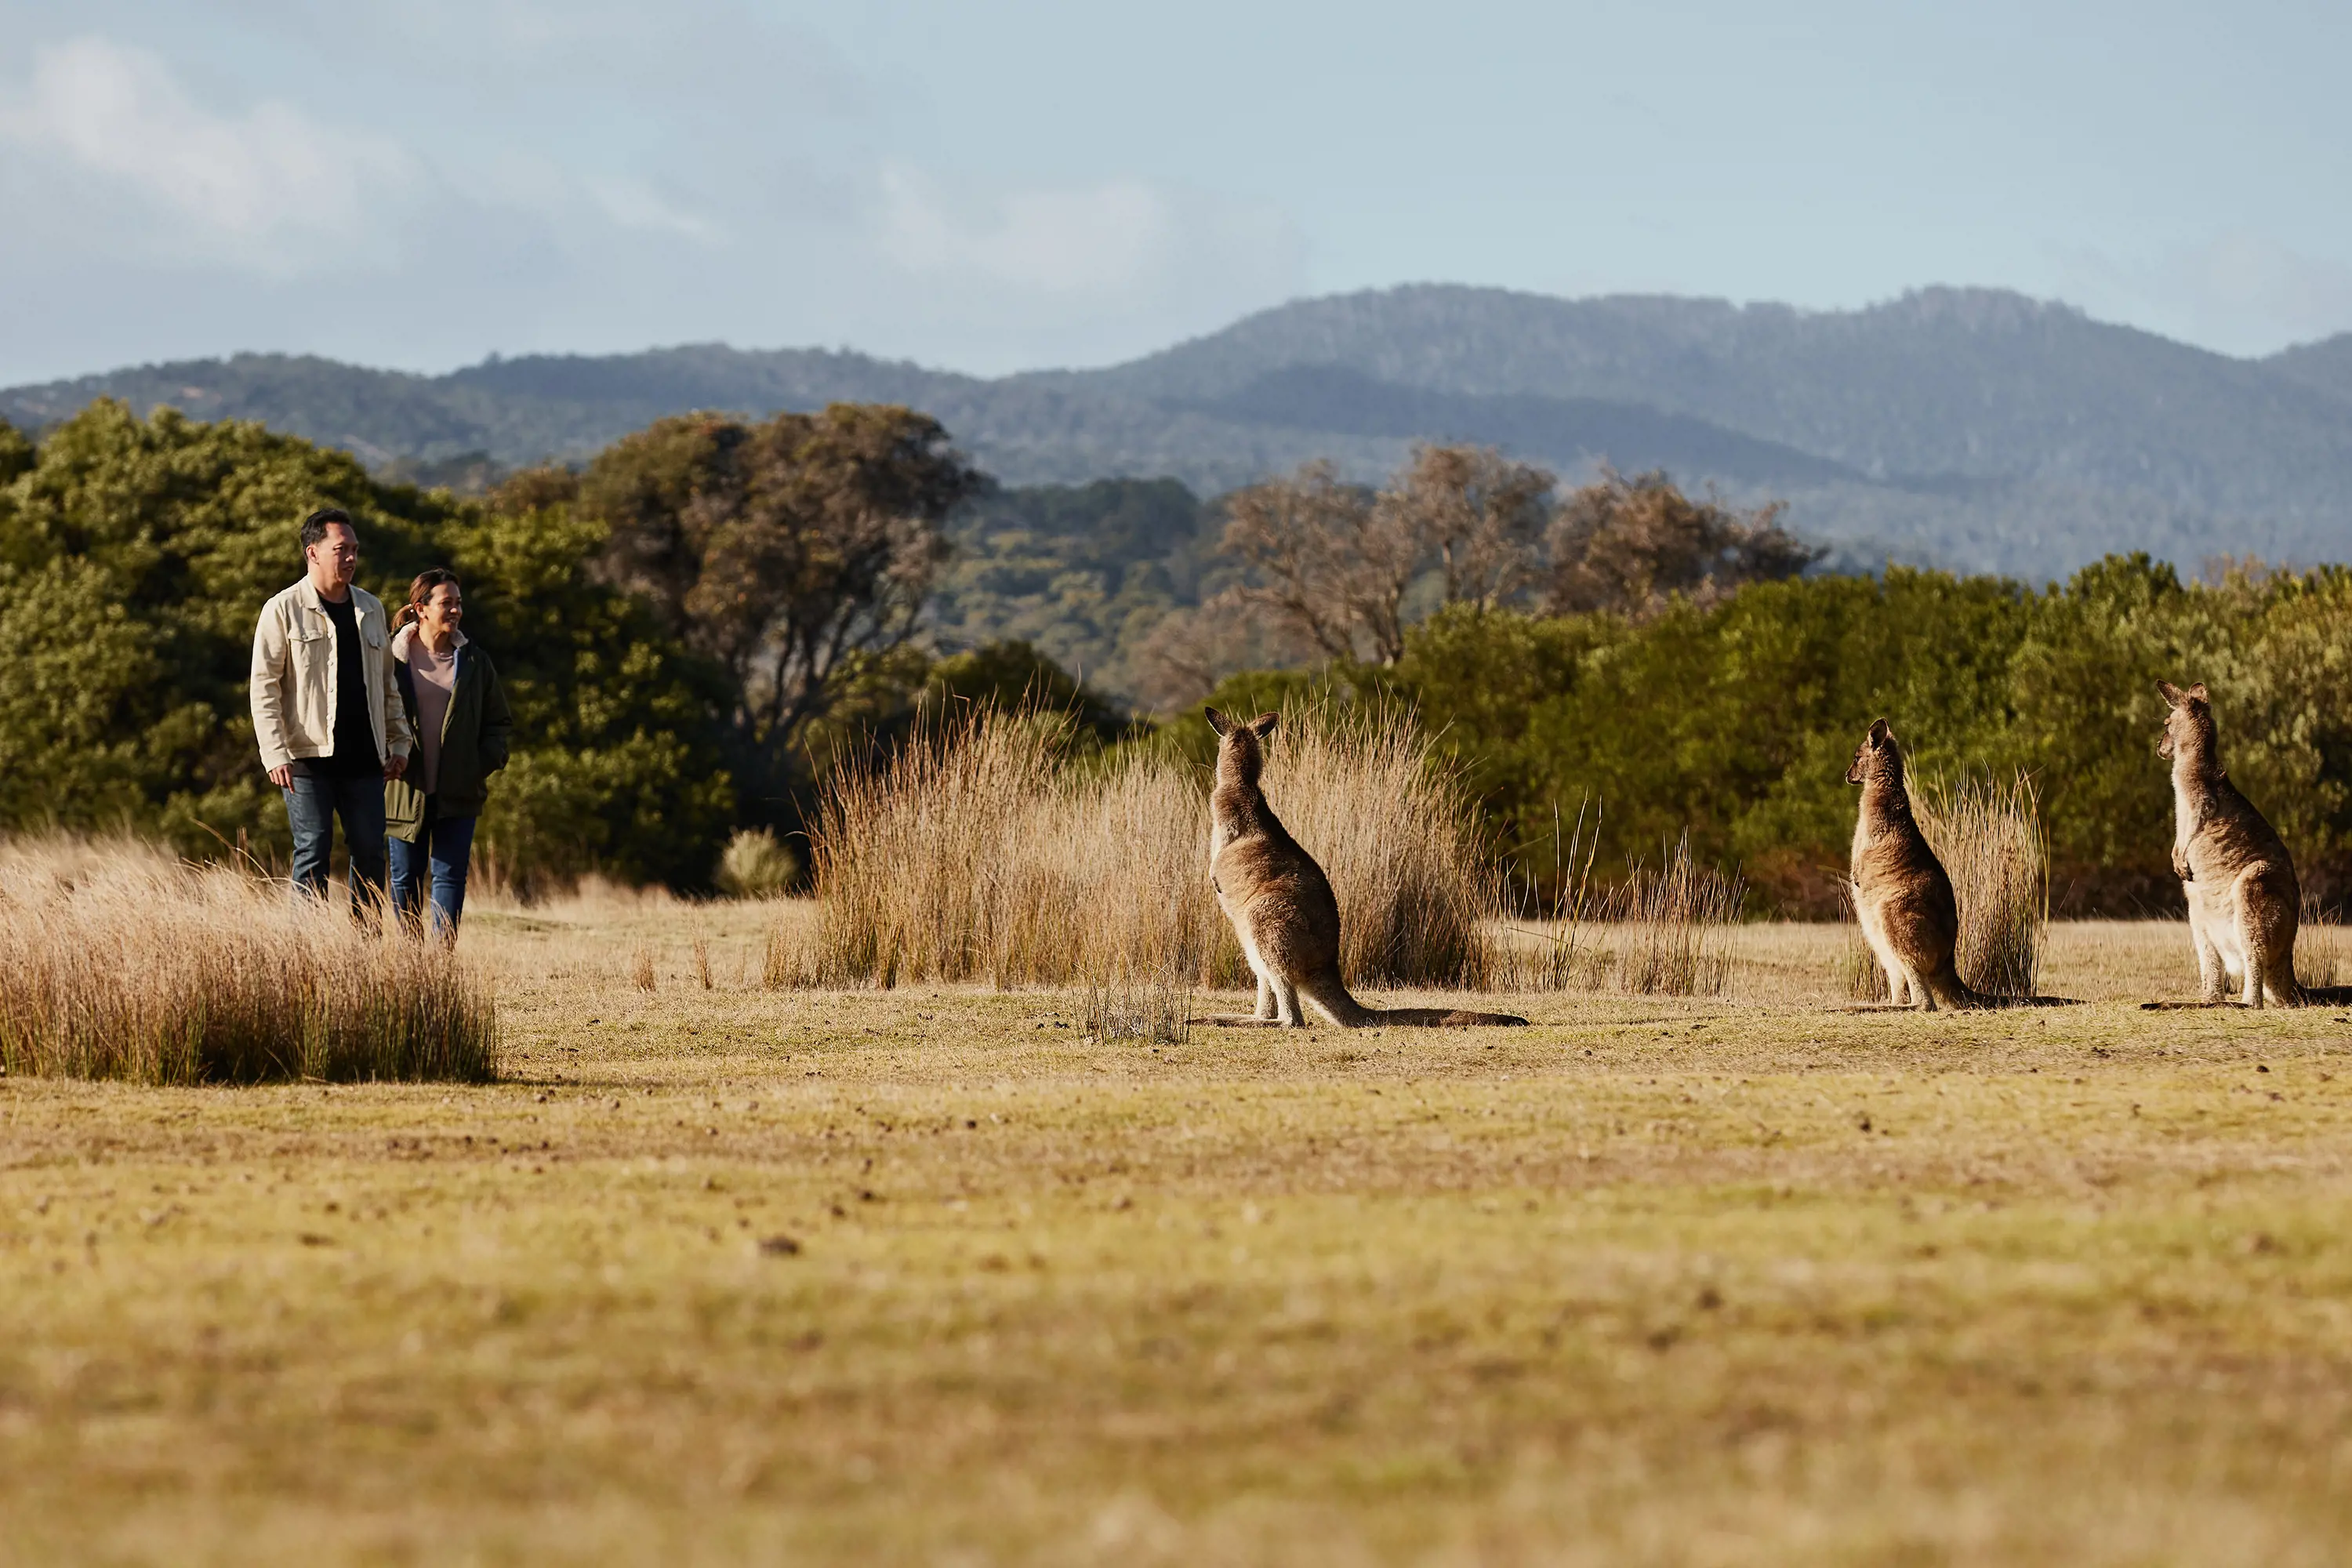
[1298,971,1380,1028]
[1925,963,1993,1011]
[1369,1007,1533,1028]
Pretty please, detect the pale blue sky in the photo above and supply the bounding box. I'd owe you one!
[2,0,2347,383]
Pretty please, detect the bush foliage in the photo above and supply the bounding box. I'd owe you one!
[9,402,2349,913]
[1307,558,2352,915]
[0,402,728,887]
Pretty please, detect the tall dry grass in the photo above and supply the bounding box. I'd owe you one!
[1916,771,2049,1000]
[0,837,497,1083]
[2296,887,2345,993]
[1842,771,2049,1002]
[1606,834,1748,996]
[787,702,1500,992]
[1493,813,1745,996]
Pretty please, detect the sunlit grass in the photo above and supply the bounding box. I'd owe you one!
[2,898,2347,1563]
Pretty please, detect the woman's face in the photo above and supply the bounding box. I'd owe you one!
[420,583,463,640]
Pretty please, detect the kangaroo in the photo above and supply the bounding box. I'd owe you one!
[2158,681,2299,1007]
[1205,707,1526,1029]
[1846,719,1982,1011]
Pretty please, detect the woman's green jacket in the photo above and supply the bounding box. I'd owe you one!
[386,638,514,841]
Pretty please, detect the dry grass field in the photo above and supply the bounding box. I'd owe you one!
[5,899,2351,1565]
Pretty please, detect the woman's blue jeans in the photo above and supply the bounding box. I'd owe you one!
[388,804,478,942]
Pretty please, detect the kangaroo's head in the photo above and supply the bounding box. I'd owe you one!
[2157,681,2218,770]
[1205,706,1279,788]
[1846,718,1902,789]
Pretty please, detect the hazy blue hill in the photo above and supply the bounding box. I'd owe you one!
[2268,332,2352,408]
[0,354,484,466]
[1185,365,1863,488]
[7,285,2352,580]
[1074,285,2352,520]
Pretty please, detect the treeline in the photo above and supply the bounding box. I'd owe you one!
[1174,558,2352,916]
[6,400,2350,913]
[0,401,1108,888]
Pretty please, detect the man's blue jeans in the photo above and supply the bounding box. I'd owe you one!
[389,804,478,942]
[282,771,387,916]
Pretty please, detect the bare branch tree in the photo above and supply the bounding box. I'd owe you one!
[1376,444,1554,609]
[1217,461,1420,663]
[1544,468,1819,619]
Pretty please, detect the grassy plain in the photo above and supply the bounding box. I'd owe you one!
[4,906,2350,1565]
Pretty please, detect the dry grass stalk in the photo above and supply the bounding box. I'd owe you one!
[1915,771,2049,1000]
[1083,963,1194,1045]
[791,701,1501,990]
[630,948,657,992]
[692,931,714,991]
[1493,799,1607,991]
[0,836,496,1084]
[1605,833,1745,996]
[2296,887,2343,992]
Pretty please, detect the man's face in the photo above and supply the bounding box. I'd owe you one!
[306,523,359,592]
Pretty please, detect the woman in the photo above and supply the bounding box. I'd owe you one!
[386,568,513,942]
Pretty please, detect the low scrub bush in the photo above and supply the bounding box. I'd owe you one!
[716,828,800,898]
[0,837,497,1084]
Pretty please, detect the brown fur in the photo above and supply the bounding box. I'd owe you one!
[1204,707,1525,1029]
[1846,719,1981,1011]
[2158,681,2299,1006]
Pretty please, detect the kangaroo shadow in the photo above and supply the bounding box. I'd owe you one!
[1835,993,2082,1013]
[2142,983,2352,1011]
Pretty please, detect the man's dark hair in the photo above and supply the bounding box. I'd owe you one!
[299,506,356,551]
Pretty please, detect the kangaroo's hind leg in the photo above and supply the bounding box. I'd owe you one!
[1273,976,1306,1028]
[1904,964,1938,1011]
[2187,895,2229,1004]
[1254,975,1277,1021]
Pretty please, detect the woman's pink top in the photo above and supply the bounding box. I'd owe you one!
[397,626,461,795]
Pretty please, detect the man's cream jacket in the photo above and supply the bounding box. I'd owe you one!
[249,579,415,774]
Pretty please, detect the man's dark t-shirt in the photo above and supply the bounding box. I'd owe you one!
[292,593,381,779]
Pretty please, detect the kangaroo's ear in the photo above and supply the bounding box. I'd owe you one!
[2158,681,2186,707]
[1250,712,1279,739]
[1867,717,1891,746]
[2186,681,2209,703]
[1204,706,1232,737]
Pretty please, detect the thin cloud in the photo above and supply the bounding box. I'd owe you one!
[0,35,419,270]
[879,165,1177,297]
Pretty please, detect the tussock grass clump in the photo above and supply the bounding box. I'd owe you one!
[794,702,1501,989]
[0,837,497,1084]
[1916,771,2050,999]
[715,828,800,898]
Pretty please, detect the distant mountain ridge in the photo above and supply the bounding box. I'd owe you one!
[7,285,2351,580]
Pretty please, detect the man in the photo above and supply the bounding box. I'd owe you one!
[250,507,412,913]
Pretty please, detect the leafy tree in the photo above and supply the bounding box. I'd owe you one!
[927,477,1210,705]
[797,640,1132,784]
[0,401,449,855]
[579,405,984,815]
[0,404,738,886]
[0,557,172,827]
[448,485,735,890]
